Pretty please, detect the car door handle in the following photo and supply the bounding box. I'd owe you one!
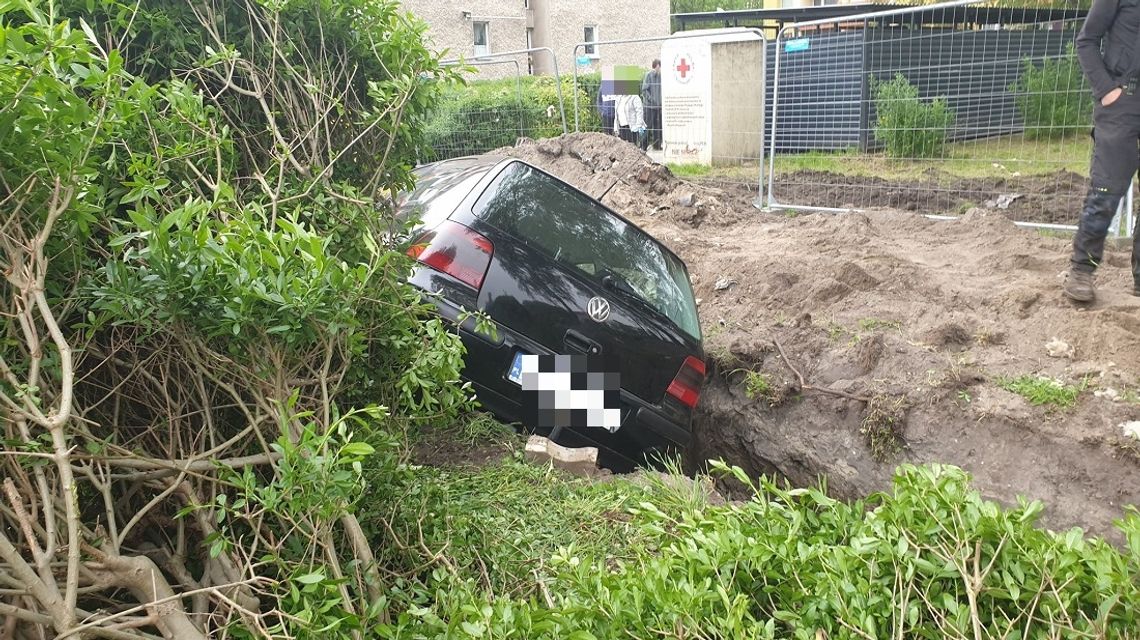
[564,329,602,356]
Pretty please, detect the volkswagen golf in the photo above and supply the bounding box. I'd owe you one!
[395,155,705,470]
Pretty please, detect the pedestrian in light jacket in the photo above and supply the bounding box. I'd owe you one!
[614,93,647,150]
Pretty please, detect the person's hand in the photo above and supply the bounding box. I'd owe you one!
[1102,87,1123,106]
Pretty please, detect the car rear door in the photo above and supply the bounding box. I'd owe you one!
[450,160,702,408]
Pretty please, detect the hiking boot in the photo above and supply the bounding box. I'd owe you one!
[1070,189,1122,272]
[1063,269,1095,303]
[1133,282,1140,297]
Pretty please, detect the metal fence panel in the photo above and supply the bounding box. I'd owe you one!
[764,0,1132,237]
[428,48,568,161]
[768,31,865,152]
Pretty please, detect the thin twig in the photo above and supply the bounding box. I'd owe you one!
[772,339,872,402]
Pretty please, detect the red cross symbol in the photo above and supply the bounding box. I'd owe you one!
[676,58,691,78]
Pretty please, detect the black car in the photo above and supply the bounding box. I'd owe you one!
[395,155,705,470]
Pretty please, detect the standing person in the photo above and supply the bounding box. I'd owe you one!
[1065,0,1140,302]
[614,93,647,150]
[641,59,662,150]
[597,88,616,137]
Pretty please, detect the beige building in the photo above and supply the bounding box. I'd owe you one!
[401,0,670,78]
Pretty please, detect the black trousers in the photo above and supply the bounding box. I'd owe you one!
[1071,89,1140,280]
[618,126,646,150]
[645,105,662,148]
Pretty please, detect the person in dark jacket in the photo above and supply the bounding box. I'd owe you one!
[1066,0,1140,302]
[641,60,662,150]
[597,86,616,136]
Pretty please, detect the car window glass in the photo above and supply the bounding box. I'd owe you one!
[472,161,701,340]
[398,167,484,231]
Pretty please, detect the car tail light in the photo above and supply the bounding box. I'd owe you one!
[407,220,494,289]
[666,356,706,409]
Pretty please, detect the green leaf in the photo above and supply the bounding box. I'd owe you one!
[340,442,374,457]
[295,572,325,585]
[460,621,485,636]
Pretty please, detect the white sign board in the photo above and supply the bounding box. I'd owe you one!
[660,39,712,165]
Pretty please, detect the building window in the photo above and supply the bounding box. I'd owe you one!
[473,21,490,57]
[583,25,598,57]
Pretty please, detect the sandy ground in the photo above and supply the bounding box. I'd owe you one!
[498,132,1140,540]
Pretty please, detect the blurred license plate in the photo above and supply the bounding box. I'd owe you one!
[507,351,525,385]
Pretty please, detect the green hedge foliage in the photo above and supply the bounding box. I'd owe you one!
[1013,44,1093,140]
[372,462,1140,639]
[873,73,956,159]
[424,73,600,160]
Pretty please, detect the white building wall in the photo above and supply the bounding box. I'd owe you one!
[544,0,671,77]
[401,0,671,80]
[401,0,531,79]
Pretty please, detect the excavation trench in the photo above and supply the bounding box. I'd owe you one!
[502,132,1140,541]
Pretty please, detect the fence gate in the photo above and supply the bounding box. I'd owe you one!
[765,0,1133,237]
[430,48,568,161]
[571,29,768,206]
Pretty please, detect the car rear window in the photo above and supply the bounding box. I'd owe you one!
[397,163,487,231]
[472,161,701,340]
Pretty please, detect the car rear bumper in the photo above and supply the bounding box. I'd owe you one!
[424,294,692,467]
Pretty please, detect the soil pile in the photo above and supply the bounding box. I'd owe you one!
[501,133,1140,540]
[499,133,757,227]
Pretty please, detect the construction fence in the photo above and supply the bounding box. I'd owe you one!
[424,0,1134,236]
[763,0,1134,235]
[428,48,571,162]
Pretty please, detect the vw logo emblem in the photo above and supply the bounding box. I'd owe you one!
[587,297,611,323]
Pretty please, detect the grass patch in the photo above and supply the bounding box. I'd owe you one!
[369,461,1140,638]
[684,135,1091,185]
[665,162,713,179]
[366,456,699,598]
[998,374,1085,408]
[452,411,519,446]
[741,370,772,400]
[732,369,786,407]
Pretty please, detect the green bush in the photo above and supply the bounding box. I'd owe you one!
[873,73,956,159]
[1,1,467,637]
[1013,44,1092,139]
[372,461,1140,639]
[424,74,599,160]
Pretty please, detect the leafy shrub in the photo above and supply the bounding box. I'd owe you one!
[1013,44,1092,139]
[873,73,955,159]
[423,74,599,160]
[1,1,468,637]
[373,461,1140,639]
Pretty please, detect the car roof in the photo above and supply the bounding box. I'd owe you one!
[415,153,691,271]
[414,154,508,177]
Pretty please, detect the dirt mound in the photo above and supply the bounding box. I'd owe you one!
[517,133,1140,541]
[498,133,755,228]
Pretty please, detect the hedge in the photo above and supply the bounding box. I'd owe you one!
[423,73,601,160]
